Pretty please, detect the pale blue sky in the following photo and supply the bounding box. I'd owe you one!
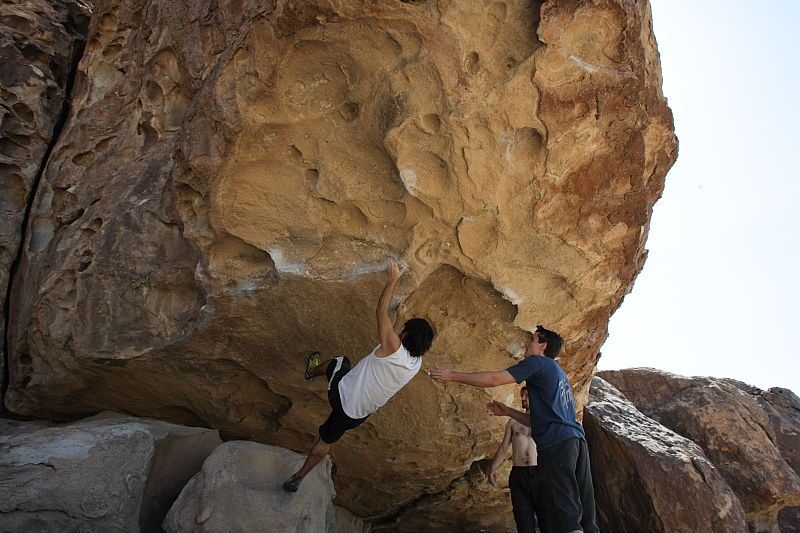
[599,1,800,393]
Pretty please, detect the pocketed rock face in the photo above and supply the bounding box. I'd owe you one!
[601,369,800,531]
[584,377,747,533]
[5,0,676,524]
[0,0,91,390]
[0,413,220,532]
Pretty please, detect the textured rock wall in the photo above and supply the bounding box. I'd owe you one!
[4,0,676,525]
[584,377,747,533]
[601,369,800,532]
[0,0,91,395]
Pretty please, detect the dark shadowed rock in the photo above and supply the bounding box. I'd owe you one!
[372,458,517,532]
[331,506,372,533]
[779,506,800,533]
[584,377,747,533]
[600,368,800,531]
[0,0,91,395]
[757,388,800,476]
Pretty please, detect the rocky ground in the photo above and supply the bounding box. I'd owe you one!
[0,413,369,532]
[2,370,797,532]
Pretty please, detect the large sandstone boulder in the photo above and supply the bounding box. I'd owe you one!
[601,369,800,531]
[0,0,91,392]
[4,0,676,523]
[0,412,221,532]
[164,441,337,533]
[584,377,747,532]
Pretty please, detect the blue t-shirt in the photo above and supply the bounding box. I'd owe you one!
[506,356,585,449]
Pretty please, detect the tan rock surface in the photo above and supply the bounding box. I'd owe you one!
[0,0,91,391]
[5,0,676,524]
[601,368,800,531]
[584,377,747,533]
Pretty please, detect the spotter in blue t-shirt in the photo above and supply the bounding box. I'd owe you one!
[506,355,585,450]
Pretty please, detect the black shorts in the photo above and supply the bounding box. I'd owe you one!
[318,357,368,444]
[537,437,598,533]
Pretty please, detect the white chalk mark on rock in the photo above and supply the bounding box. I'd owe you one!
[267,247,307,276]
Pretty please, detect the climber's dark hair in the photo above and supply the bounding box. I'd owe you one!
[536,325,564,359]
[401,318,434,358]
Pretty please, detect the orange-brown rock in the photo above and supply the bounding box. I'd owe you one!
[0,0,91,391]
[601,369,800,532]
[584,377,747,532]
[5,0,676,525]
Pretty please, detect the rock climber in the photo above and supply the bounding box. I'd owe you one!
[283,259,435,493]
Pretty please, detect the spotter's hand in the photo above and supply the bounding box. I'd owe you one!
[488,467,498,487]
[487,400,508,417]
[428,368,454,383]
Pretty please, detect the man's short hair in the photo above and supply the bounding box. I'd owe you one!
[520,385,528,394]
[536,325,563,359]
[401,318,435,358]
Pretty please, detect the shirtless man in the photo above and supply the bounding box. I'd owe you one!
[488,386,545,533]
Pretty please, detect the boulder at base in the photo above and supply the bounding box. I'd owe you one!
[584,378,747,533]
[0,412,221,532]
[600,368,800,530]
[164,441,342,533]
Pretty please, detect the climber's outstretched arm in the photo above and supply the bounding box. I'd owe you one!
[375,260,402,357]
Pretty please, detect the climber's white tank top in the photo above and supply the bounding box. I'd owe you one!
[338,344,421,419]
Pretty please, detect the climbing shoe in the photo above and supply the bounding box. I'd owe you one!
[283,473,302,493]
[304,351,321,381]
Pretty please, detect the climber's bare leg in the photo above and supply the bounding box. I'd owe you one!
[294,438,330,479]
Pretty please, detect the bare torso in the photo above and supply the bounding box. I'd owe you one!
[510,416,537,467]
